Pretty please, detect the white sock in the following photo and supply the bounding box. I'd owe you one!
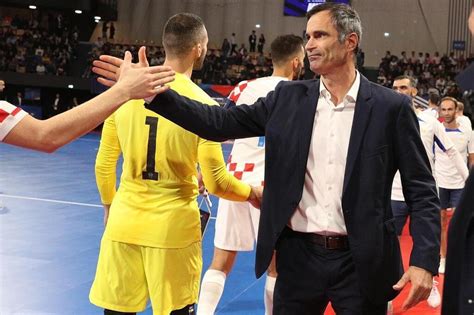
[264,275,276,315]
[197,269,227,315]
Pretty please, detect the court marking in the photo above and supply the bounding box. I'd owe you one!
[76,138,100,143]
[0,194,103,208]
[217,278,263,313]
[0,193,217,219]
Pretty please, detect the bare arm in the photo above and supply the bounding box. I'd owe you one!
[3,48,175,152]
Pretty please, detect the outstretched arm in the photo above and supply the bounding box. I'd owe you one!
[3,48,175,152]
[92,53,278,142]
[146,89,272,142]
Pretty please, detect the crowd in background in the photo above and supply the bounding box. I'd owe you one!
[0,14,79,76]
[377,50,473,99]
[1,15,473,102]
[83,31,275,86]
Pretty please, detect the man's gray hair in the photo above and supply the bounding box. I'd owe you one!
[306,3,362,53]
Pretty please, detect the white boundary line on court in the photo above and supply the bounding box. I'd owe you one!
[0,194,217,219]
[0,194,103,208]
[217,277,264,313]
[76,138,100,143]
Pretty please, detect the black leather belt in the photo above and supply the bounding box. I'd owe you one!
[285,227,349,250]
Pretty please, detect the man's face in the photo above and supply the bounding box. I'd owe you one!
[0,80,4,93]
[392,79,416,97]
[305,10,349,75]
[439,100,456,123]
[194,28,208,70]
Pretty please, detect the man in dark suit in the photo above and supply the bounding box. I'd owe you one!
[442,7,474,314]
[442,170,474,315]
[93,3,440,314]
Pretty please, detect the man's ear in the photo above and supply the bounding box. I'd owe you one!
[345,32,358,53]
[196,43,203,58]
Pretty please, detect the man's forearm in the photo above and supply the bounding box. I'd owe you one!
[37,86,128,152]
[147,89,265,141]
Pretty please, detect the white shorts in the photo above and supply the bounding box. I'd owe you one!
[214,199,260,251]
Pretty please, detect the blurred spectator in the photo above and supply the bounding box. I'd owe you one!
[238,43,247,55]
[221,38,230,57]
[109,22,115,40]
[102,21,108,39]
[11,92,22,106]
[52,93,62,113]
[258,34,265,54]
[0,79,5,100]
[36,62,46,74]
[230,33,237,55]
[248,30,256,52]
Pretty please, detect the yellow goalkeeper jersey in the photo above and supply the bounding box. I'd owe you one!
[95,73,250,248]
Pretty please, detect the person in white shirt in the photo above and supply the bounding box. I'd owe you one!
[197,35,305,315]
[456,101,473,133]
[36,62,46,75]
[436,97,474,273]
[390,76,468,309]
[426,92,440,118]
[0,48,174,152]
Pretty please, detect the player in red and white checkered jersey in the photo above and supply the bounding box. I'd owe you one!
[0,49,174,151]
[0,100,28,141]
[197,35,305,315]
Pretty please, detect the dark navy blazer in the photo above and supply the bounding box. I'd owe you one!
[147,75,440,303]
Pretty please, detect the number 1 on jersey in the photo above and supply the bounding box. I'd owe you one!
[143,116,159,180]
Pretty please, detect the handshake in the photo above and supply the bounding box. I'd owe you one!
[247,185,264,209]
[197,172,263,209]
[198,172,263,209]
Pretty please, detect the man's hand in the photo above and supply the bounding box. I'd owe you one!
[197,172,206,195]
[93,46,174,99]
[248,185,263,209]
[103,204,111,227]
[93,46,148,86]
[393,266,433,310]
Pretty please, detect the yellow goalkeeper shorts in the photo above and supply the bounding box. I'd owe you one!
[89,238,202,314]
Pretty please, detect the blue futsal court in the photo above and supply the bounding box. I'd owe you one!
[0,134,265,314]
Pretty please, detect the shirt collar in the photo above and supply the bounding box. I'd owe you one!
[319,70,361,105]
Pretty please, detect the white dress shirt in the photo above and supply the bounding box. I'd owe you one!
[289,71,361,235]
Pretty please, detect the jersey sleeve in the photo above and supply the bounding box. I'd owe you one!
[468,129,474,154]
[0,101,28,141]
[197,137,250,201]
[95,114,122,205]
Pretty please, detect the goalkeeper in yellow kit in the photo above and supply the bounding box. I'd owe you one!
[89,13,261,315]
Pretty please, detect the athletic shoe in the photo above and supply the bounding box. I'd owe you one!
[427,280,441,308]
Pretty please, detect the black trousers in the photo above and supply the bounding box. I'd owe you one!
[274,228,387,315]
